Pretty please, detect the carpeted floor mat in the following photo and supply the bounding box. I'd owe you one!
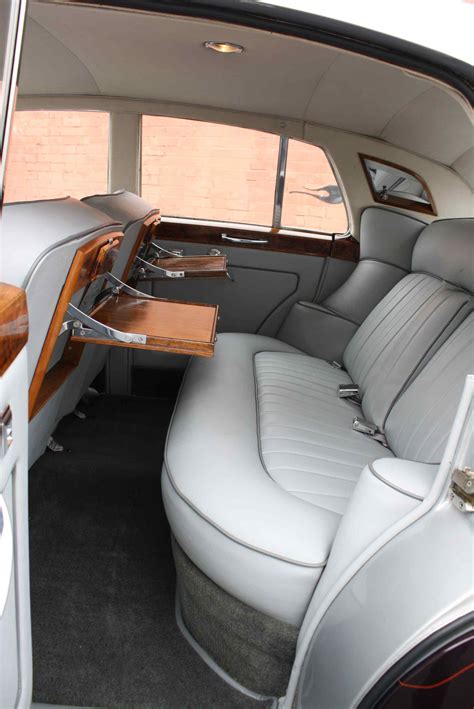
[29,394,270,709]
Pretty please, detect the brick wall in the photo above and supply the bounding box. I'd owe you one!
[6,111,347,233]
[5,111,109,202]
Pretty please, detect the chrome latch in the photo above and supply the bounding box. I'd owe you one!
[449,467,474,512]
[0,407,13,457]
[352,416,377,436]
[339,384,359,399]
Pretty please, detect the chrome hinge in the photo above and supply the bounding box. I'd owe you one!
[449,467,474,512]
[0,407,13,458]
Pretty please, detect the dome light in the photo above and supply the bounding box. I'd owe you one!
[204,41,244,54]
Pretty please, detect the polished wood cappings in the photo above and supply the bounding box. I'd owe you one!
[29,231,124,419]
[0,283,28,376]
[156,220,359,262]
[73,294,219,357]
[359,153,437,216]
[122,211,161,281]
[90,236,122,280]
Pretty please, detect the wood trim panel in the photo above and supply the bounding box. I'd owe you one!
[156,220,359,262]
[143,254,228,279]
[359,153,437,216]
[0,283,28,376]
[331,235,360,262]
[72,294,219,358]
[122,210,161,281]
[29,231,124,419]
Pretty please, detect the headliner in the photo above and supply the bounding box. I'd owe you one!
[20,2,474,185]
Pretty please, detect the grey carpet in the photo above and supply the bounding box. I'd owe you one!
[174,540,297,697]
[29,394,270,709]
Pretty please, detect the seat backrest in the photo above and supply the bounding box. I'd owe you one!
[385,312,473,463]
[343,218,473,429]
[323,207,426,325]
[81,190,159,280]
[2,197,121,386]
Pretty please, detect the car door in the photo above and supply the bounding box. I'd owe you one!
[0,2,32,707]
[132,117,358,373]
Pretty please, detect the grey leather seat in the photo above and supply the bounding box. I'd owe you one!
[2,197,121,465]
[163,218,473,626]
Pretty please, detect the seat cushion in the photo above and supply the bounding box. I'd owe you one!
[163,333,388,625]
[255,352,389,515]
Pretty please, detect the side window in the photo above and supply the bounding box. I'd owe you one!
[360,154,436,215]
[281,139,348,234]
[4,110,109,202]
[141,116,280,226]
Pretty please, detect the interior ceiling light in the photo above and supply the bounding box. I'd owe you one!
[204,41,244,54]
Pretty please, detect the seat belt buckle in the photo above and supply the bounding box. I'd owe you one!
[339,384,359,399]
[331,361,343,369]
[352,416,377,436]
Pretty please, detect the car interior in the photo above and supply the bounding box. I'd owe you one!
[1,1,473,708]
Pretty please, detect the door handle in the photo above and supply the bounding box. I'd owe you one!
[221,233,268,245]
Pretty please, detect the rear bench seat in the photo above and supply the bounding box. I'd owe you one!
[162,218,473,693]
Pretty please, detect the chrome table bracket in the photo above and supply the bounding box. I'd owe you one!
[104,272,157,299]
[149,242,184,258]
[66,303,147,346]
[136,255,184,279]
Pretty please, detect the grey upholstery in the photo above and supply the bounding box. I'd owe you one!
[2,198,121,465]
[163,217,473,629]
[323,207,426,324]
[81,190,157,279]
[255,351,387,515]
[344,272,471,428]
[2,198,119,381]
[386,313,474,462]
[277,303,358,362]
[163,335,345,625]
[356,207,426,270]
[278,208,427,359]
[411,218,474,292]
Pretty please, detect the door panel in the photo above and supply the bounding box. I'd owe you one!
[0,285,31,709]
[149,240,321,334]
[131,222,357,372]
[143,224,358,335]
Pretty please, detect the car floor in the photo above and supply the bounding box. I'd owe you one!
[28,393,270,709]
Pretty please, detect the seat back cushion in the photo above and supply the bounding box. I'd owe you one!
[323,208,425,325]
[2,197,120,383]
[412,218,473,292]
[343,218,473,429]
[82,190,158,279]
[385,312,473,463]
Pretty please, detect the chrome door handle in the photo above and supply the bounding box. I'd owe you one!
[221,233,268,245]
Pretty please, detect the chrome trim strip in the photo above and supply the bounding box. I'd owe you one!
[272,136,288,229]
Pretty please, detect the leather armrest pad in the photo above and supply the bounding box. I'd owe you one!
[277,302,358,362]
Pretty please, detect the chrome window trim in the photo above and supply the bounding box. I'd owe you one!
[272,136,288,229]
[1,0,27,205]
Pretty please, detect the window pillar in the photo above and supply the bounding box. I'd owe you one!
[108,112,141,194]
